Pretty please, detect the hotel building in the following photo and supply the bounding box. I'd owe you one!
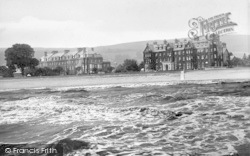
[39,48,111,74]
[143,35,230,71]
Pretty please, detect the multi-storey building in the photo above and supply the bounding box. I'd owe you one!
[144,40,174,71]
[143,35,230,71]
[173,41,195,70]
[39,48,111,74]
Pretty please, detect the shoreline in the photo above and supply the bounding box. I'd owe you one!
[0,67,249,91]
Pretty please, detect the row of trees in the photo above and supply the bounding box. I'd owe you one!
[114,59,144,73]
[231,53,250,67]
[0,66,65,77]
[1,44,40,77]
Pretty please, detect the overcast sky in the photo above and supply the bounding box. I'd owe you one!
[0,0,249,47]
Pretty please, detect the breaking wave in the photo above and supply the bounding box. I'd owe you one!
[0,81,250,155]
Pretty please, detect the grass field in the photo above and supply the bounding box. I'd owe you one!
[0,67,249,91]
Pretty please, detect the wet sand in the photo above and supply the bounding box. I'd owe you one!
[0,67,249,91]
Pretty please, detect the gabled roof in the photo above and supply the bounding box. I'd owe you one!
[52,52,65,57]
[144,42,172,53]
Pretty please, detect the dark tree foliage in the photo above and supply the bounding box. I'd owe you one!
[34,68,47,76]
[44,67,56,76]
[138,61,144,71]
[29,58,39,69]
[0,66,13,77]
[5,44,36,76]
[231,56,245,66]
[123,59,140,72]
[92,67,98,74]
[53,66,64,75]
[147,62,156,70]
[107,66,114,73]
[114,64,126,73]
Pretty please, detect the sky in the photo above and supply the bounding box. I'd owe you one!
[0,0,249,48]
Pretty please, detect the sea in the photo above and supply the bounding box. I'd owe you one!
[0,80,250,156]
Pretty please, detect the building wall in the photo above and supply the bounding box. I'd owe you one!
[143,37,228,71]
[39,50,111,75]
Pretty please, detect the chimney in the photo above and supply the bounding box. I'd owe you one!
[51,51,58,54]
[83,47,87,52]
[64,50,70,54]
[163,40,167,45]
[91,47,94,51]
[77,48,83,52]
[153,41,157,45]
[44,52,47,57]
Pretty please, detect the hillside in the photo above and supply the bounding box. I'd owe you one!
[0,34,249,66]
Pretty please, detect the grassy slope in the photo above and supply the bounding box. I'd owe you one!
[0,34,249,66]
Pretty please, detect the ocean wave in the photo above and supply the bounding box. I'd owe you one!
[1,81,250,155]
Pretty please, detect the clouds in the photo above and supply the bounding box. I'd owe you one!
[0,16,188,47]
[0,16,104,47]
[0,0,249,47]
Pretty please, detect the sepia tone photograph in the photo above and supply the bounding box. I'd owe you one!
[0,0,250,155]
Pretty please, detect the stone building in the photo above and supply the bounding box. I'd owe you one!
[143,35,230,71]
[39,48,111,74]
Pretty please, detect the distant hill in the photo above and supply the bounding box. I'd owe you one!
[0,34,249,66]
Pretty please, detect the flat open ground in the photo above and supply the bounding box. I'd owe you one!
[0,67,250,90]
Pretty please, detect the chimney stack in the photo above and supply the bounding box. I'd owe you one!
[44,52,47,57]
[83,47,87,53]
[51,51,58,54]
[91,47,94,51]
[163,40,167,45]
[153,41,157,45]
[64,50,70,54]
[77,48,83,52]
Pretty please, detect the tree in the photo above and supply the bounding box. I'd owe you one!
[123,59,140,72]
[34,68,46,76]
[5,44,35,76]
[107,66,114,73]
[92,67,98,74]
[138,61,144,71]
[114,64,126,73]
[29,58,39,69]
[44,67,55,76]
[0,66,13,77]
[231,57,244,66]
[53,66,64,75]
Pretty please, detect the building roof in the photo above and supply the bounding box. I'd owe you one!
[52,52,65,57]
[144,42,171,53]
[64,50,80,56]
